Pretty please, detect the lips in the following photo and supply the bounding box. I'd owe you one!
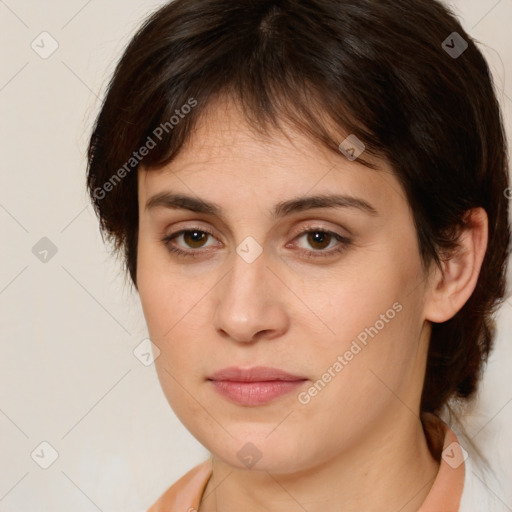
[207,366,308,406]
[208,366,306,382]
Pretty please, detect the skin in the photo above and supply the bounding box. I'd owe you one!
[136,98,488,512]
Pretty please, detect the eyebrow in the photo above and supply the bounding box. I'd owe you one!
[145,192,379,218]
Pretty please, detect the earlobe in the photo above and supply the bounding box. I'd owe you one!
[424,207,488,323]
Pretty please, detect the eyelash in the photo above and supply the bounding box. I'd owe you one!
[161,226,352,260]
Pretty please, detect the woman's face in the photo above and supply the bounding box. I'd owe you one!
[136,99,434,472]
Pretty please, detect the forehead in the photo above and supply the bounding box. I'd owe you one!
[138,98,408,220]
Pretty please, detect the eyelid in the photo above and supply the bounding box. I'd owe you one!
[289,221,350,238]
[161,218,219,240]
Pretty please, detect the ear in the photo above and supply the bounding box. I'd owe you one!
[424,207,488,323]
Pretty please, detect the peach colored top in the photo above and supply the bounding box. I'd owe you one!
[147,416,466,512]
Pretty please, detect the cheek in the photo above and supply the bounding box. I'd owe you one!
[136,240,208,375]
[301,261,423,396]
[294,305,422,448]
[136,235,184,337]
[303,264,403,348]
[137,268,167,339]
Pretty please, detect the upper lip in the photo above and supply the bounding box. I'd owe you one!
[208,366,307,382]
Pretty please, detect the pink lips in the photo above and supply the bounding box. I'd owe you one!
[207,366,307,406]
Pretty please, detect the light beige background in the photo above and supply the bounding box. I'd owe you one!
[0,1,511,510]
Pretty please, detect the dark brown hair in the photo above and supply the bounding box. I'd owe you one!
[86,0,510,415]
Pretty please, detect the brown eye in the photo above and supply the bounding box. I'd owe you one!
[305,231,333,250]
[161,228,219,258]
[182,230,209,249]
[291,227,352,259]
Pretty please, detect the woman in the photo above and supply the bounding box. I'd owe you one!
[86,0,510,510]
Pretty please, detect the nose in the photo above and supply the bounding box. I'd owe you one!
[213,248,290,344]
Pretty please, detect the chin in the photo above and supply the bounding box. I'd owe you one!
[203,430,316,473]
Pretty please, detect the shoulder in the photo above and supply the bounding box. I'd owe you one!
[458,450,507,511]
[448,423,508,512]
[146,459,213,512]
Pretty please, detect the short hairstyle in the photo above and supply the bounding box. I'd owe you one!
[86,0,510,415]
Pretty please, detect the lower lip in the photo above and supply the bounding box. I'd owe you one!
[209,380,307,406]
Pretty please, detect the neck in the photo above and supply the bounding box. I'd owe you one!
[199,413,440,512]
